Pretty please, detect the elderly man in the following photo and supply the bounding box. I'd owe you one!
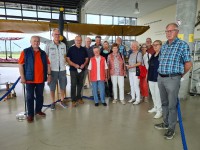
[91,35,103,52]
[45,28,67,110]
[155,23,192,140]
[85,37,93,59]
[116,37,127,57]
[83,37,93,89]
[67,35,88,107]
[146,38,155,55]
[19,36,51,123]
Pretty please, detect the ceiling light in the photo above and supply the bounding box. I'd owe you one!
[133,1,140,14]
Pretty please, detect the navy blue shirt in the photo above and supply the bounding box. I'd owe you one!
[148,53,159,82]
[67,45,88,71]
[100,50,112,61]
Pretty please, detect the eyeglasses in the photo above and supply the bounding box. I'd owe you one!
[153,44,160,47]
[165,29,178,33]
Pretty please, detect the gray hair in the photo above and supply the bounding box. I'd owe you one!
[166,23,179,30]
[31,36,40,41]
[131,40,139,48]
[52,28,60,34]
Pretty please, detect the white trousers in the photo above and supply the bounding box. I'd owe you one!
[129,72,140,101]
[149,81,162,112]
[111,76,124,101]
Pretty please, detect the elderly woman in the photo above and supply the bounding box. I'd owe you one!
[88,46,108,107]
[107,43,126,105]
[148,40,162,119]
[127,41,142,105]
[140,43,151,102]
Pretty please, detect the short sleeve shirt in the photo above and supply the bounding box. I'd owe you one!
[67,45,88,71]
[128,51,142,72]
[44,41,66,72]
[158,38,191,74]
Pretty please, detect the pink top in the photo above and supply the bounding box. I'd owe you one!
[107,53,125,76]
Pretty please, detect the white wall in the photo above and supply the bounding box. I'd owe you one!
[137,0,200,43]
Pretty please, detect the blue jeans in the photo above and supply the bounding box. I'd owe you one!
[91,81,105,104]
[26,83,44,117]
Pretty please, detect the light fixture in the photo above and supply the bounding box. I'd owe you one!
[133,1,140,14]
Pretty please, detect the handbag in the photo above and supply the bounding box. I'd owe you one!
[136,66,140,76]
[135,52,147,78]
[135,52,140,76]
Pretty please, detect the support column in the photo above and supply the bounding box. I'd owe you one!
[176,0,198,99]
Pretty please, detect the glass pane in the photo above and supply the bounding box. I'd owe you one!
[5,2,20,9]
[0,2,4,8]
[125,18,130,25]
[38,11,51,19]
[52,13,59,19]
[52,7,60,13]
[86,14,99,24]
[23,19,37,21]
[130,18,137,25]
[118,17,125,25]
[6,17,22,20]
[37,6,50,12]
[6,9,21,16]
[101,15,112,25]
[22,10,37,17]
[113,17,118,25]
[0,8,5,15]
[22,4,36,10]
[64,14,77,21]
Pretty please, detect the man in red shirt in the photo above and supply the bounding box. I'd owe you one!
[146,38,155,55]
[19,36,51,123]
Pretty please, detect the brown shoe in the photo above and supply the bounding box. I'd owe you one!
[36,112,46,117]
[27,116,34,123]
[78,99,84,104]
[72,101,77,107]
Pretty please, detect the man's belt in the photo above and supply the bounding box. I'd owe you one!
[159,73,181,78]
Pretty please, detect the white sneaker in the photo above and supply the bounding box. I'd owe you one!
[148,108,157,113]
[121,100,126,105]
[154,112,162,119]
[133,101,140,105]
[127,91,131,95]
[128,99,135,103]
[112,99,118,104]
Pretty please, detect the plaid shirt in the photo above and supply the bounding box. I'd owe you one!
[158,38,191,75]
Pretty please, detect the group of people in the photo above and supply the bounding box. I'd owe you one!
[19,23,192,140]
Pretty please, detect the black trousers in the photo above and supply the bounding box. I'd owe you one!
[70,70,85,102]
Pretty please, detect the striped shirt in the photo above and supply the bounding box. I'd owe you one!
[158,38,191,75]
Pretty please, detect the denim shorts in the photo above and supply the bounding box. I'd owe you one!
[48,70,67,91]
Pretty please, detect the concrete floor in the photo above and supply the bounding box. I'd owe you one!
[0,66,200,150]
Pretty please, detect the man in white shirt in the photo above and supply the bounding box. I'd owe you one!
[44,28,67,110]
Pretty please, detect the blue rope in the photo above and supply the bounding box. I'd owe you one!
[0,77,20,102]
[177,98,188,150]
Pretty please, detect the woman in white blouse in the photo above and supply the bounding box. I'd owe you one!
[140,44,151,102]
